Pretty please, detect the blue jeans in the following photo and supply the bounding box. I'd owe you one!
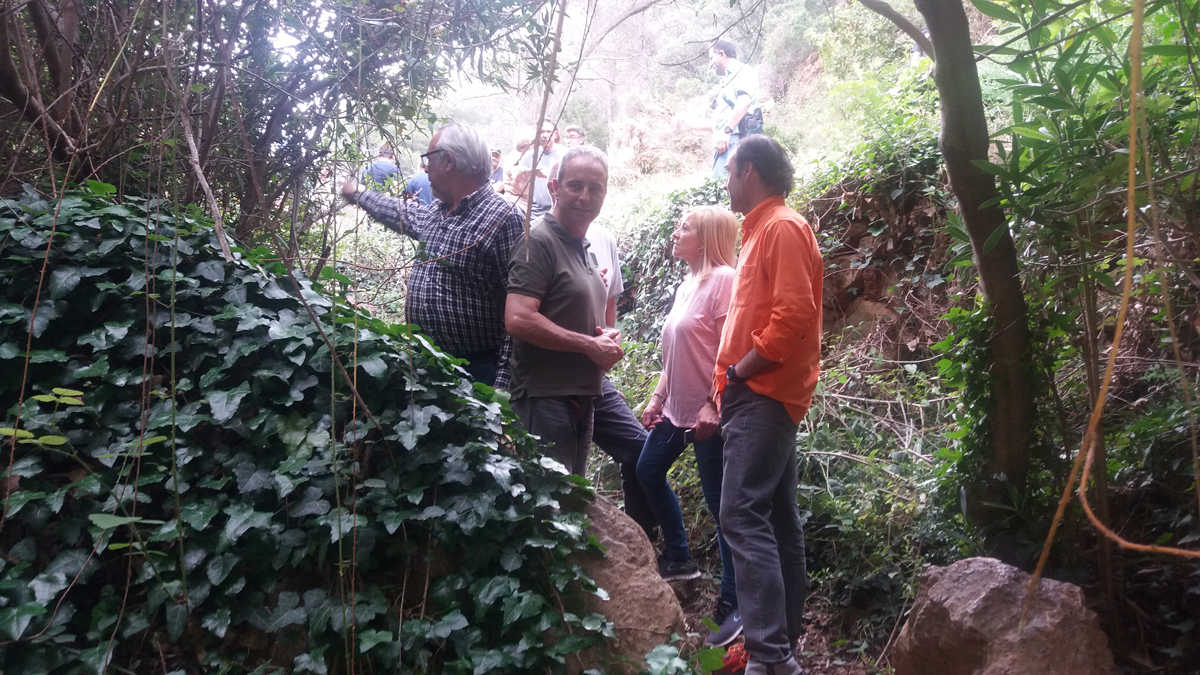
[712,133,741,179]
[719,381,806,664]
[636,417,737,609]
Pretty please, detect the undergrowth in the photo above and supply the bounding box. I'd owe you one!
[0,184,614,672]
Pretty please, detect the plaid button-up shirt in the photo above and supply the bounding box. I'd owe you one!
[356,184,524,387]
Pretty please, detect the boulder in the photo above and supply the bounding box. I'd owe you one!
[572,496,685,674]
[890,557,1117,675]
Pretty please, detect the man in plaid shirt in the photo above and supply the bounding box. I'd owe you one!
[342,123,524,387]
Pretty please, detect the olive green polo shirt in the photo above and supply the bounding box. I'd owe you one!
[507,214,608,398]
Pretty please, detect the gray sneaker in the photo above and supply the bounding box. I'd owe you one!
[745,656,804,675]
[704,606,743,647]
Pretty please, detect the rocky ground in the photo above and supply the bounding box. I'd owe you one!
[665,574,878,674]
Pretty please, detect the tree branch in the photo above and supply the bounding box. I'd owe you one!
[859,0,934,60]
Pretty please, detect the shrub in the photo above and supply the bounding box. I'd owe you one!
[0,185,610,672]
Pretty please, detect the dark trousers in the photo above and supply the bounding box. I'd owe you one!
[592,377,658,538]
[719,381,807,664]
[513,395,594,475]
[462,349,500,386]
[637,418,736,608]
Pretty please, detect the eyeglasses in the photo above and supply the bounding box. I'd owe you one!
[420,148,446,169]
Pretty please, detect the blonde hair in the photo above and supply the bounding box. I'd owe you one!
[681,206,738,280]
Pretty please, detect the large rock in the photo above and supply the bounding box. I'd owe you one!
[891,557,1116,675]
[572,496,685,674]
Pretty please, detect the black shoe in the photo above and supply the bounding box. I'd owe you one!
[657,555,700,581]
[705,602,743,647]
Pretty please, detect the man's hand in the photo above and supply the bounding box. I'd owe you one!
[641,397,663,429]
[587,326,624,371]
[341,178,360,203]
[693,400,720,441]
[713,136,729,154]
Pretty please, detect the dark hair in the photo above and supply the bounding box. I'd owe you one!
[733,135,794,197]
[712,40,738,59]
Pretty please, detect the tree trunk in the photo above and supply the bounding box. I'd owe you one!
[914,0,1034,519]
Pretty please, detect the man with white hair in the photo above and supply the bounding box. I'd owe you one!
[342,122,525,387]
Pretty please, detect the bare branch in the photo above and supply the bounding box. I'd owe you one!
[859,0,934,61]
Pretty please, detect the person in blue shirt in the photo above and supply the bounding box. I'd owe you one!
[361,144,403,190]
[403,171,433,204]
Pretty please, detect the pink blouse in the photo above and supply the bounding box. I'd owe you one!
[661,266,735,428]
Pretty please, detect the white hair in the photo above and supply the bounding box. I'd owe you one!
[435,122,490,183]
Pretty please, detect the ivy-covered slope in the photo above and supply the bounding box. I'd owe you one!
[0,185,610,673]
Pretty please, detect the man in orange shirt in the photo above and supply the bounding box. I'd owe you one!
[695,135,822,674]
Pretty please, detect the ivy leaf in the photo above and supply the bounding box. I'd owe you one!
[357,629,394,653]
[194,261,226,283]
[206,554,238,586]
[30,571,69,604]
[394,405,443,449]
[318,508,362,543]
[166,602,188,641]
[475,576,519,606]
[429,610,469,639]
[359,356,387,378]
[0,602,46,640]
[502,593,543,625]
[221,503,273,544]
[180,501,219,531]
[207,383,251,424]
[74,355,110,378]
[202,607,231,638]
[78,320,132,351]
[49,267,105,299]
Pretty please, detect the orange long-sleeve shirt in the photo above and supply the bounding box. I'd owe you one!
[713,196,823,424]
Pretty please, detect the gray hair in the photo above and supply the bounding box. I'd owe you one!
[434,122,490,183]
[555,145,608,182]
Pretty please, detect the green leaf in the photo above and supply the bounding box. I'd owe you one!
[85,179,117,196]
[1143,45,1189,58]
[166,602,188,641]
[982,223,1010,253]
[429,610,469,639]
[202,607,232,638]
[89,513,146,529]
[30,571,69,604]
[35,435,68,446]
[0,427,34,439]
[221,503,273,544]
[49,268,82,299]
[0,602,46,640]
[970,0,1019,23]
[358,629,394,653]
[206,554,238,585]
[207,383,251,424]
[51,387,84,396]
[180,501,219,531]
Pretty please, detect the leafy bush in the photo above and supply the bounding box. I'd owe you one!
[0,185,612,672]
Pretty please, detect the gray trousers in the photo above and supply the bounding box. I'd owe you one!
[593,377,658,536]
[719,381,807,664]
[513,395,594,475]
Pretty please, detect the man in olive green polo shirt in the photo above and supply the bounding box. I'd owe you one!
[504,146,623,474]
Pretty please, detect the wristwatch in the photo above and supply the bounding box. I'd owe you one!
[726,363,745,384]
[723,125,734,134]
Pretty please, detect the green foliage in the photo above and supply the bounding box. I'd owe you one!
[0,185,612,672]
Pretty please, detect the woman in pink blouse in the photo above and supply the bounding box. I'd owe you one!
[637,205,742,646]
